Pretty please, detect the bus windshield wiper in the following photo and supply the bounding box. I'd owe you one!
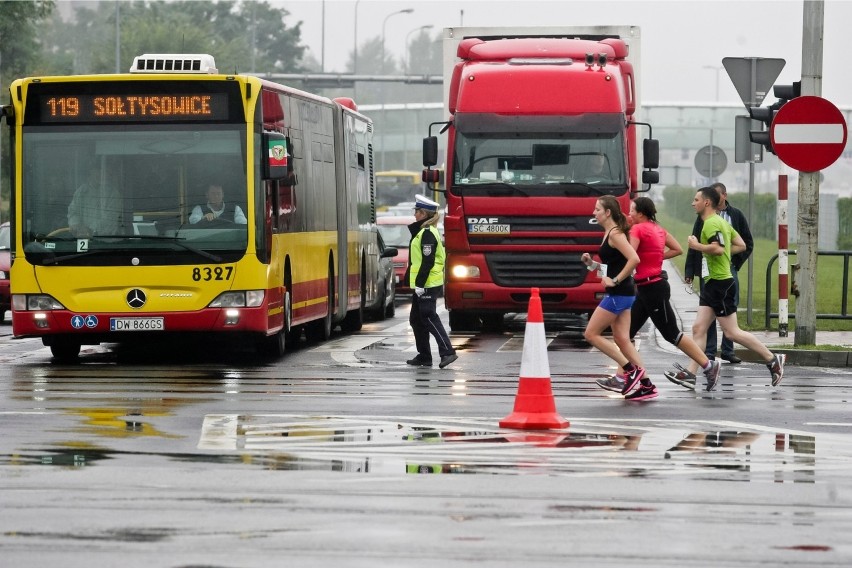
[42,248,114,265]
[118,235,223,262]
[42,235,222,264]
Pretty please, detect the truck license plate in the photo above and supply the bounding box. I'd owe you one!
[469,223,510,234]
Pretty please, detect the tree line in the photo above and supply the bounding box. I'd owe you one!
[0,0,444,211]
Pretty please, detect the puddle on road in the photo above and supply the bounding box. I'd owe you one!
[0,413,832,483]
[187,415,828,480]
[2,416,832,481]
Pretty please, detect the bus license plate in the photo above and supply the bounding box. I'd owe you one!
[110,317,164,331]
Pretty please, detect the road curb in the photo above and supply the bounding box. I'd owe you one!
[736,348,852,367]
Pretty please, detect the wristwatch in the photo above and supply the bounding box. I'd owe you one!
[612,277,620,286]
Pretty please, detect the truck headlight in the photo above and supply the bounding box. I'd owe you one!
[451,265,480,279]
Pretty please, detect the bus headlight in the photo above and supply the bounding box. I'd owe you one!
[451,265,480,279]
[209,290,265,308]
[13,294,65,311]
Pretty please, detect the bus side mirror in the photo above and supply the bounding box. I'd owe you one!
[643,138,659,170]
[423,136,438,167]
[262,131,290,180]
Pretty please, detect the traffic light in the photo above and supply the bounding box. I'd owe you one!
[747,81,801,155]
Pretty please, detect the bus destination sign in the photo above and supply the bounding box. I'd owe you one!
[39,93,229,123]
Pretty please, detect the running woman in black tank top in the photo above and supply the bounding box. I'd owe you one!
[580,196,656,400]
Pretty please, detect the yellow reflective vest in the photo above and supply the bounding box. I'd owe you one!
[409,225,445,288]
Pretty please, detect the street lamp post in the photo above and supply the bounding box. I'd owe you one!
[381,9,414,76]
[703,64,722,102]
[401,24,434,169]
[353,0,360,75]
[404,24,434,73]
[380,8,414,170]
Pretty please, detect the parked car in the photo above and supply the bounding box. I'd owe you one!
[366,230,397,320]
[0,222,10,323]
[377,215,415,295]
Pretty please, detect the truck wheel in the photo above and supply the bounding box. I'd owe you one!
[481,312,505,332]
[449,310,480,332]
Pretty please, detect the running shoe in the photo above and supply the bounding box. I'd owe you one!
[620,366,646,395]
[767,353,786,386]
[664,363,696,389]
[596,374,625,392]
[703,359,722,392]
[624,384,658,401]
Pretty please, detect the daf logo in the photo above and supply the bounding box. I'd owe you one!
[589,218,599,224]
[126,289,147,309]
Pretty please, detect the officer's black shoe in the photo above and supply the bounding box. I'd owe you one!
[406,356,433,367]
[721,353,742,364]
[439,353,458,369]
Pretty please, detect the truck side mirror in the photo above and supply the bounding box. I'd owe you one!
[643,138,659,170]
[423,136,438,167]
[642,170,660,185]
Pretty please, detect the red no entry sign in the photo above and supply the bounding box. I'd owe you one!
[771,96,847,172]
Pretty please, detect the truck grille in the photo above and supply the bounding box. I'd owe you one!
[485,252,588,288]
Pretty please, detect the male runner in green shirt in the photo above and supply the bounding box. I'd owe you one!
[667,186,784,391]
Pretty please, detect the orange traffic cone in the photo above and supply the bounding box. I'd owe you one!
[499,288,569,430]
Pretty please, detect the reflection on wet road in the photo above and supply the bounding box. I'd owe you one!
[190,415,819,480]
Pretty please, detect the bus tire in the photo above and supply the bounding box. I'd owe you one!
[341,271,365,332]
[50,339,81,361]
[256,286,292,358]
[306,275,334,342]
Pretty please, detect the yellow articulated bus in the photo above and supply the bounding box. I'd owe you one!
[2,53,383,360]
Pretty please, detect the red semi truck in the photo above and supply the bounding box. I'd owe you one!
[422,26,659,331]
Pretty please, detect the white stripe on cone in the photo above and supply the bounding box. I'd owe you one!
[520,321,550,378]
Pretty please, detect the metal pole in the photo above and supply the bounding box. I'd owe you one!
[353,0,360,99]
[778,173,789,335]
[746,58,758,325]
[795,0,825,346]
[747,161,754,325]
[380,8,414,171]
[115,1,121,73]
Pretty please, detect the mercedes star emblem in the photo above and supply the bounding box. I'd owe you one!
[126,289,147,309]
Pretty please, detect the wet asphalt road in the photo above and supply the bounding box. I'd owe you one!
[2,303,852,567]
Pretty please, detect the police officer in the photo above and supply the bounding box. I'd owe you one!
[405,194,458,369]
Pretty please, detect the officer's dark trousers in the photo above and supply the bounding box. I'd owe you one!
[409,286,454,361]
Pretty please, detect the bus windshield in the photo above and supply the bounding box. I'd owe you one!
[452,130,628,197]
[20,124,248,265]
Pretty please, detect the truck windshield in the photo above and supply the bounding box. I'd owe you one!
[20,124,249,265]
[452,130,627,197]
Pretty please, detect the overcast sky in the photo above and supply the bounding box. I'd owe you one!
[280,0,852,107]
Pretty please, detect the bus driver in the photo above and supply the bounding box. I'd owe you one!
[190,183,247,224]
